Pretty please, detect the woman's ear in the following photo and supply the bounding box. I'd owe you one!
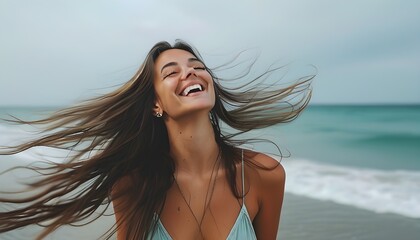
[152,101,163,117]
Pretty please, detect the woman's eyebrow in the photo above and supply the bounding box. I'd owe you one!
[188,58,203,64]
[160,62,178,73]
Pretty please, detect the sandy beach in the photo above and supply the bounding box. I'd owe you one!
[279,193,420,240]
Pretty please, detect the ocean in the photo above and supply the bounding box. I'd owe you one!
[0,105,419,239]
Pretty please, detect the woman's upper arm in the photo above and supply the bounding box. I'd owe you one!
[252,154,286,240]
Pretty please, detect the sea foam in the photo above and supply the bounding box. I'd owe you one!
[282,158,420,219]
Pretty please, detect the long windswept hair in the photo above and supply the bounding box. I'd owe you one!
[0,40,313,239]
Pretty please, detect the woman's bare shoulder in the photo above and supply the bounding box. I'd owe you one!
[244,150,286,189]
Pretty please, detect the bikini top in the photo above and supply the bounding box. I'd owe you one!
[147,150,257,240]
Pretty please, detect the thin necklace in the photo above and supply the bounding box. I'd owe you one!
[174,151,221,237]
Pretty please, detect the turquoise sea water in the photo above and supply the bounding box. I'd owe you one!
[278,105,420,170]
[277,105,420,220]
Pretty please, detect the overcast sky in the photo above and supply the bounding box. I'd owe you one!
[1,0,419,106]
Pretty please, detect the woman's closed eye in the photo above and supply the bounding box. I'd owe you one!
[163,71,177,79]
[163,67,205,79]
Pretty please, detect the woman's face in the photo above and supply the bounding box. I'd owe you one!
[153,49,215,120]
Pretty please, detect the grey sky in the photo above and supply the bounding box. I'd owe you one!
[0,0,419,106]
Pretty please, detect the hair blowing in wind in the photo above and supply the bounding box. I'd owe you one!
[0,40,313,239]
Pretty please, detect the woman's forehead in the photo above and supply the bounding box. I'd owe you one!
[155,49,197,66]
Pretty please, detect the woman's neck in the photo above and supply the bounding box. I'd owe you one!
[164,113,219,178]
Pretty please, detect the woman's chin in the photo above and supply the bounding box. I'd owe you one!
[168,104,215,120]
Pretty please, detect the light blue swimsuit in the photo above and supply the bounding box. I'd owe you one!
[148,151,257,240]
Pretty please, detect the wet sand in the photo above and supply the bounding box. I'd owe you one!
[278,193,420,240]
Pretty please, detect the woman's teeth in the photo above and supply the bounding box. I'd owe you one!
[182,84,202,96]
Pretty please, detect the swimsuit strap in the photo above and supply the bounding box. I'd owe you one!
[241,149,245,205]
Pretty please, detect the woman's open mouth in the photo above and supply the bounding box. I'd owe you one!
[180,84,204,96]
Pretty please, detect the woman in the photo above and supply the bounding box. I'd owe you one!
[0,41,313,239]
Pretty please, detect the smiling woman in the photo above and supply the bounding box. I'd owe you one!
[0,40,313,240]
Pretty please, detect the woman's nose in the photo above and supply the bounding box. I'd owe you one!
[181,67,197,80]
